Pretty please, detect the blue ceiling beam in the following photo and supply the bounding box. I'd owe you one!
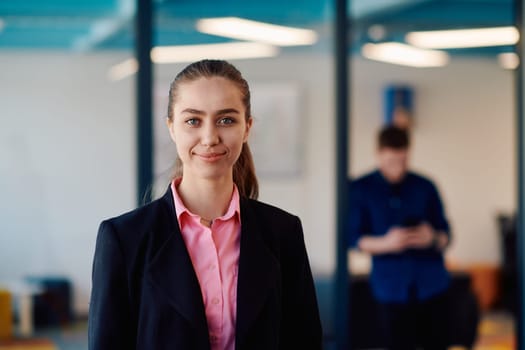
[0,0,120,17]
[157,0,329,25]
[0,0,516,56]
[360,1,514,27]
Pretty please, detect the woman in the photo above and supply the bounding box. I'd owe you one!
[88,59,322,350]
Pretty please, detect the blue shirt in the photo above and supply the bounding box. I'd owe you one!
[347,170,451,303]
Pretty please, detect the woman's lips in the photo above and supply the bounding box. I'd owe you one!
[195,152,226,162]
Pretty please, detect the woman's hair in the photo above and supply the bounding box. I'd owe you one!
[167,59,259,199]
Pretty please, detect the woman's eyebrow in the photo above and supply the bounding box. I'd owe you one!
[216,108,240,115]
[181,108,205,115]
[181,108,240,115]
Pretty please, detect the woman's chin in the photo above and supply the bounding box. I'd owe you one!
[185,166,233,182]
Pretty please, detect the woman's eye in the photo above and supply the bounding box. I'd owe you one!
[185,118,200,126]
[218,117,234,125]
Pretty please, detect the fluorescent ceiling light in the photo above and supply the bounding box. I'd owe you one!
[150,42,279,64]
[498,52,519,70]
[406,26,519,49]
[109,42,279,81]
[196,17,318,46]
[362,42,449,67]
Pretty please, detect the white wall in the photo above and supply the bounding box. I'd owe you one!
[0,52,515,314]
[0,52,136,314]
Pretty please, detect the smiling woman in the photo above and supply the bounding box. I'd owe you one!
[88,59,323,350]
[167,76,252,193]
[167,61,258,200]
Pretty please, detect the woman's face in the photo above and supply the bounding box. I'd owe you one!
[167,76,252,181]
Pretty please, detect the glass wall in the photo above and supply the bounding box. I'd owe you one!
[0,0,338,348]
[0,2,135,346]
[348,0,517,348]
[151,0,338,345]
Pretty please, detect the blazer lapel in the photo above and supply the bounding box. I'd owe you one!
[235,199,280,349]
[145,188,209,342]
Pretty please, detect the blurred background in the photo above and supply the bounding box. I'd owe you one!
[0,0,519,349]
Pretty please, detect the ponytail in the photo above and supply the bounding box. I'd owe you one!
[233,143,258,199]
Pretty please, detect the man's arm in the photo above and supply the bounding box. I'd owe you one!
[403,180,452,251]
[358,227,412,255]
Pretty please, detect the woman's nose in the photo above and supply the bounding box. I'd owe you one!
[201,124,220,147]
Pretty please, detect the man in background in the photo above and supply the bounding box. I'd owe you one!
[348,125,451,350]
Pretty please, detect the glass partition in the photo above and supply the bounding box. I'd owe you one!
[348,0,516,348]
[0,0,339,348]
[0,0,135,346]
[151,1,338,347]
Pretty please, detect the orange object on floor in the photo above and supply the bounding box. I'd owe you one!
[466,264,501,311]
[0,290,12,341]
[0,338,56,350]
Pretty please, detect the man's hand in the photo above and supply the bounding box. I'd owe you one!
[405,222,435,249]
[358,224,449,255]
[383,227,412,253]
[359,227,411,254]
[404,222,449,250]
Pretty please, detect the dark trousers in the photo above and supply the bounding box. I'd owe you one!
[378,289,450,350]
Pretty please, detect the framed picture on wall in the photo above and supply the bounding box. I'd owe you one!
[384,85,414,129]
[250,82,302,178]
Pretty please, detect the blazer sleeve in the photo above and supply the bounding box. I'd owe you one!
[88,220,135,350]
[280,216,323,349]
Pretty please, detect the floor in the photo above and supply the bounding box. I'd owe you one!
[31,321,87,350]
[7,311,516,350]
[472,311,515,350]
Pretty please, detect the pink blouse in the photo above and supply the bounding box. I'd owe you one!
[171,179,240,350]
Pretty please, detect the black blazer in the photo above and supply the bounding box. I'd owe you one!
[88,188,323,350]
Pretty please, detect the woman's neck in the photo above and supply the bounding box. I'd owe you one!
[177,175,234,221]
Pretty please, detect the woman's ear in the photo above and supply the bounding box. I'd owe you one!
[166,117,176,143]
[243,117,253,143]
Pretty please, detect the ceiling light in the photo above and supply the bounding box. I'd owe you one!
[109,42,279,81]
[362,42,449,67]
[150,42,279,64]
[498,52,519,70]
[196,17,318,46]
[406,26,519,49]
